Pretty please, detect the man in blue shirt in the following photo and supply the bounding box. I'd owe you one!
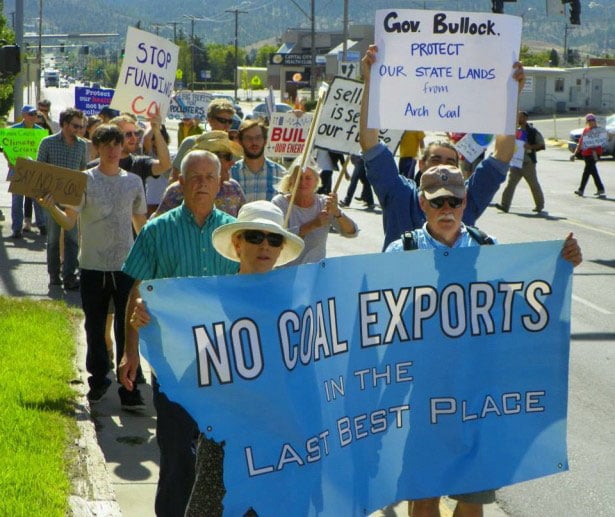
[120,149,238,517]
[359,45,525,250]
[387,164,582,517]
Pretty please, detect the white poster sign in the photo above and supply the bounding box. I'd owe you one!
[369,9,522,135]
[582,128,608,150]
[315,76,402,155]
[454,133,493,162]
[169,91,214,119]
[510,139,526,168]
[266,111,313,158]
[111,27,179,119]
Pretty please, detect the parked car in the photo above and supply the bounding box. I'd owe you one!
[59,79,69,88]
[245,102,293,122]
[211,93,244,119]
[568,114,615,158]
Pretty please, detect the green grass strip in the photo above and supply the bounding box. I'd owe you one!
[0,297,81,516]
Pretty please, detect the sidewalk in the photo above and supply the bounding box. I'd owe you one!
[0,167,507,517]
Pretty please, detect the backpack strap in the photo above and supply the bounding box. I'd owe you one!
[402,230,419,251]
[465,225,495,245]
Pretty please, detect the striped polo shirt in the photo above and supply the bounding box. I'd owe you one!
[122,203,239,280]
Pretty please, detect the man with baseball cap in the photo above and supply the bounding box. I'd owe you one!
[5,105,46,238]
[385,164,582,516]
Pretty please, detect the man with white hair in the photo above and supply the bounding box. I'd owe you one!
[119,150,238,516]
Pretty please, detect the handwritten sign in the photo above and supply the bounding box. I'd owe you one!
[168,91,214,119]
[139,241,572,515]
[315,76,402,155]
[0,128,48,164]
[369,9,522,134]
[110,27,179,119]
[265,111,313,158]
[581,128,608,150]
[75,86,115,116]
[9,158,87,205]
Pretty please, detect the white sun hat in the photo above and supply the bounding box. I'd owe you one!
[212,201,305,266]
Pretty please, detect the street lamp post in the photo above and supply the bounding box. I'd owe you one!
[226,9,247,102]
[37,0,42,102]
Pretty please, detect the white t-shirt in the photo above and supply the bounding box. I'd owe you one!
[72,167,146,271]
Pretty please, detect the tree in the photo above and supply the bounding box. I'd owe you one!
[519,45,552,67]
[0,14,16,120]
[549,49,560,67]
[254,45,278,67]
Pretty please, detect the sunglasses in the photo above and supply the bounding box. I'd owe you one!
[428,197,463,209]
[214,116,233,125]
[242,230,284,247]
[215,152,233,161]
[123,131,140,138]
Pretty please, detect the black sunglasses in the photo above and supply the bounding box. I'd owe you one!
[214,116,233,125]
[242,230,284,247]
[429,196,463,209]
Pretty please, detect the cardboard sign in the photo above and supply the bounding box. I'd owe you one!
[316,76,402,155]
[265,111,313,158]
[9,158,87,205]
[369,9,522,134]
[75,86,115,116]
[0,128,48,164]
[168,91,214,119]
[510,138,526,168]
[111,27,179,119]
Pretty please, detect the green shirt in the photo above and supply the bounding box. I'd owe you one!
[122,203,239,280]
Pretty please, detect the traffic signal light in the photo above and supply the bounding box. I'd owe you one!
[0,45,21,74]
[569,0,581,25]
[491,0,504,14]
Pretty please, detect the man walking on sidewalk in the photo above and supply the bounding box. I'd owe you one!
[37,107,88,290]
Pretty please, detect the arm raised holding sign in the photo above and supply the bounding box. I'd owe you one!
[360,44,525,250]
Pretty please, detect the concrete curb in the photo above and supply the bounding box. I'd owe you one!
[68,324,122,516]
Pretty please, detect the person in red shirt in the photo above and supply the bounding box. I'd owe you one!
[573,113,606,198]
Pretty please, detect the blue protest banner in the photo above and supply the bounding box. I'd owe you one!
[139,241,572,515]
[74,86,115,116]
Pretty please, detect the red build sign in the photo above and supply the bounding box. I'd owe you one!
[265,112,313,158]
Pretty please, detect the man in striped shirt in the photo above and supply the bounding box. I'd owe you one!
[231,119,285,201]
[120,150,238,516]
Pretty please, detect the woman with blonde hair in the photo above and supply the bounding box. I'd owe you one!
[272,156,358,266]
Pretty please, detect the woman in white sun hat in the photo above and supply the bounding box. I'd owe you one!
[186,200,304,515]
[212,199,305,273]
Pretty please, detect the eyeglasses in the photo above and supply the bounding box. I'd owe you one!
[70,123,85,130]
[241,230,284,247]
[428,197,464,209]
[123,131,140,138]
[215,152,233,162]
[214,116,233,125]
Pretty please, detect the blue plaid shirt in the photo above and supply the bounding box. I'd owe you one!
[230,158,285,202]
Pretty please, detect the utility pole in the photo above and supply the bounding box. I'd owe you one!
[563,24,577,66]
[342,0,349,62]
[13,0,24,116]
[310,0,315,101]
[167,21,182,44]
[183,15,204,90]
[37,0,42,102]
[225,8,247,102]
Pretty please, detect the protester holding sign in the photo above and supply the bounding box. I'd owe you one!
[386,164,582,516]
[183,200,305,515]
[4,105,47,239]
[37,107,88,290]
[119,150,239,516]
[39,124,147,409]
[272,156,358,266]
[360,45,525,250]
[573,113,607,198]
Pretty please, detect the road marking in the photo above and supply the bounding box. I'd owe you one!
[572,294,612,314]
[566,219,615,237]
